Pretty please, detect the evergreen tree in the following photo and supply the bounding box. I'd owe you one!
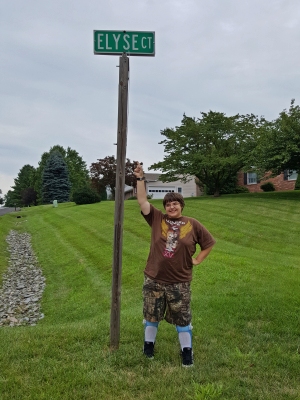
[35,145,67,204]
[42,151,71,203]
[10,164,36,206]
[4,190,15,207]
[36,145,89,204]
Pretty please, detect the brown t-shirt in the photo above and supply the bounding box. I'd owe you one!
[142,204,216,283]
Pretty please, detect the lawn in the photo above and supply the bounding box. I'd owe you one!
[0,191,299,399]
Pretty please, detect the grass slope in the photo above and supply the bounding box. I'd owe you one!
[0,192,299,399]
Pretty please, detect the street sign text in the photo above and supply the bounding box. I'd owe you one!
[94,30,155,56]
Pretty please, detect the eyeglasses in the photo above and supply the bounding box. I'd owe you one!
[165,201,180,208]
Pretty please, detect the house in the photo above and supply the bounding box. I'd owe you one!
[125,169,298,199]
[124,184,134,200]
[124,173,202,200]
[238,170,298,192]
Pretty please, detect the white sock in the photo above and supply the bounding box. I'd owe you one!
[178,332,192,350]
[145,326,158,343]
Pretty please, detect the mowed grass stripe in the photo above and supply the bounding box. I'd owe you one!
[20,205,114,324]
[183,196,300,257]
[30,204,114,266]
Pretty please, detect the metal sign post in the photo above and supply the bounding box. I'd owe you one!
[94,30,155,350]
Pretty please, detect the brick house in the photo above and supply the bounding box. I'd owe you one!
[238,170,298,192]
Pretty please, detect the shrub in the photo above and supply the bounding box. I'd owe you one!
[235,186,250,193]
[206,183,250,195]
[73,187,101,205]
[127,194,152,200]
[294,172,300,190]
[205,175,238,195]
[260,182,275,192]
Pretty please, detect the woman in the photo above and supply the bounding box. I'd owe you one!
[134,161,216,367]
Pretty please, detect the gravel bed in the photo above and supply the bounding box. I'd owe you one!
[0,230,46,327]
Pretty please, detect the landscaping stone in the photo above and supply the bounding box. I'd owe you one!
[0,230,46,327]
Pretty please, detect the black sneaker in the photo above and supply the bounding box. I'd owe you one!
[143,341,154,358]
[181,347,193,367]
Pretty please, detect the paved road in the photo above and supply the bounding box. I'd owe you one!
[0,207,21,216]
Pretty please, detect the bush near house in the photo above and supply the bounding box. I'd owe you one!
[206,181,250,195]
[294,173,300,190]
[260,182,275,192]
[235,185,250,193]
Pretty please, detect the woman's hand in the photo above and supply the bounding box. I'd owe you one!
[192,245,214,266]
[134,161,144,178]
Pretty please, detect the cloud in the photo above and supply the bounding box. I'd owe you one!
[1,0,300,196]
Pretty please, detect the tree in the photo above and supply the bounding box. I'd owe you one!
[35,145,66,204]
[150,111,264,197]
[11,164,37,206]
[4,190,15,207]
[65,147,89,199]
[35,145,89,204]
[255,100,300,176]
[90,155,136,200]
[21,188,37,206]
[42,151,71,203]
[0,189,3,205]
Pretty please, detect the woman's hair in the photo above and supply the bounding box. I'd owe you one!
[163,193,185,210]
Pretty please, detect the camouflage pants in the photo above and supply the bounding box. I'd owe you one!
[142,275,192,326]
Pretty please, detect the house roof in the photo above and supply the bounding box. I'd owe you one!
[124,184,133,193]
[144,172,161,181]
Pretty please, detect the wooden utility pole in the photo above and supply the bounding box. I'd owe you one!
[110,53,129,349]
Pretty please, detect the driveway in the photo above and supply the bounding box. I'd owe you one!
[0,207,21,216]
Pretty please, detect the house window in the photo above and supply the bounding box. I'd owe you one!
[178,187,182,194]
[288,170,298,181]
[247,172,257,184]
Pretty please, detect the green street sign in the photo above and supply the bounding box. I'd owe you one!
[94,30,155,56]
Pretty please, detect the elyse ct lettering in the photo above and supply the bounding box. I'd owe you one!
[97,33,152,51]
[94,31,155,56]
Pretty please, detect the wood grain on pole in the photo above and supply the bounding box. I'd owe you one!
[110,53,129,349]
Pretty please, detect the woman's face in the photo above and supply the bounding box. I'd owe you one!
[164,201,182,219]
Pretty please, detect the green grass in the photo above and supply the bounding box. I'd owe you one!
[0,191,299,399]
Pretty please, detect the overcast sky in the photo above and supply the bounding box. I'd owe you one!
[1,0,300,197]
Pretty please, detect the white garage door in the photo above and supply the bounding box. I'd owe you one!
[148,186,176,199]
